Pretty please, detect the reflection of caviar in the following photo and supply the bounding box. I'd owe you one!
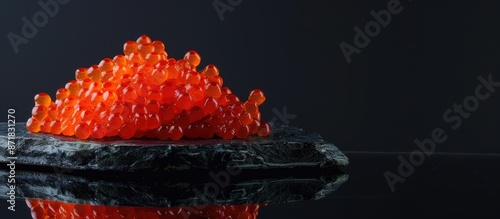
[26,35,270,140]
[26,199,264,219]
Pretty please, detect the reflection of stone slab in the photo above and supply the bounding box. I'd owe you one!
[0,169,348,207]
[0,123,348,171]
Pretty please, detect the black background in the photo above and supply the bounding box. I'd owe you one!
[1,0,500,218]
[1,0,500,153]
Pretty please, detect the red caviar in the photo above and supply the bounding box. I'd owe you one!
[26,199,264,219]
[27,35,270,140]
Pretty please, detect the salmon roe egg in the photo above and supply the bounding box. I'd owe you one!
[26,35,270,140]
[184,50,201,67]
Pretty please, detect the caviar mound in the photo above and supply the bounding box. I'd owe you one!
[27,35,271,140]
[26,199,264,219]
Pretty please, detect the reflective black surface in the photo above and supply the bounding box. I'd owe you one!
[264,152,500,218]
[2,0,500,218]
[2,152,499,218]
